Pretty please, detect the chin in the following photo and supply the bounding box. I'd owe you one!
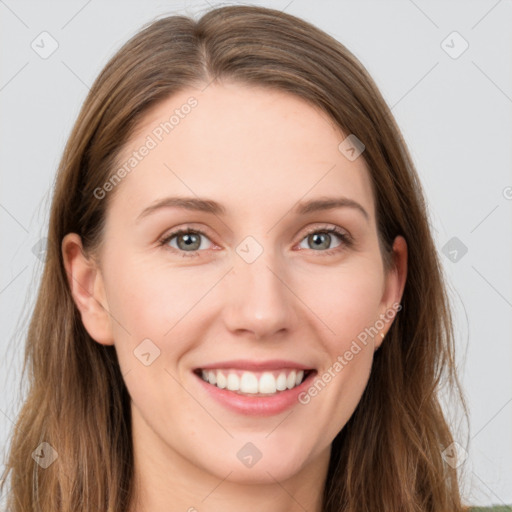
[201,436,315,484]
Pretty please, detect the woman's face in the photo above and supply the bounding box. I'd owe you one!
[64,82,407,488]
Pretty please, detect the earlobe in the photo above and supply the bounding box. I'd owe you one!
[61,233,114,346]
[375,235,408,350]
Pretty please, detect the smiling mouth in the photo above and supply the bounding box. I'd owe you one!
[193,368,316,396]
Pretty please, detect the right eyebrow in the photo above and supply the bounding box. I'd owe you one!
[136,197,226,222]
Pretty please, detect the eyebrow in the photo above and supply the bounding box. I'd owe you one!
[136,196,370,222]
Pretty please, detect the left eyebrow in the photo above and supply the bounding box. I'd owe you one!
[293,197,370,223]
[135,195,370,223]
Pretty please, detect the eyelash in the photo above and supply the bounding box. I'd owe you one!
[158,224,353,258]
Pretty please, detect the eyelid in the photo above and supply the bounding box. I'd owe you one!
[295,224,354,255]
[299,223,351,240]
[158,222,353,256]
[158,224,218,253]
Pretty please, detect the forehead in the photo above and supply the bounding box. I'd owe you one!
[110,82,376,222]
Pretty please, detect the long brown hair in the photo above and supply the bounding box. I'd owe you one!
[1,5,467,511]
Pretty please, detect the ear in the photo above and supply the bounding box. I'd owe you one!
[375,235,408,350]
[61,233,114,346]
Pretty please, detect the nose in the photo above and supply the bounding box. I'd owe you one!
[220,250,299,340]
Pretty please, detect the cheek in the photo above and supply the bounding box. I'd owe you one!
[105,255,205,334]
[299,262,384,343]
[295,263,382,426]
[102,255,218,381]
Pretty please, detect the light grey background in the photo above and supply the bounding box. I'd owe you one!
[1,0,511,507]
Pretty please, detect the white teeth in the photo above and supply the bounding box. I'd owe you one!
[198,368,309,395]
[259,372,277,394]
[240,372,259,393]
[207,370,216,385]
[286,370,297,390]
[216,371,227,389]
[276,372,287,391]
[227,373,240,391]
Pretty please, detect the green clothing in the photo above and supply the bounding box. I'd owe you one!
[470,508,512,511]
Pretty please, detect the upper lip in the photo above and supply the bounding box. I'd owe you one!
[195,360,315,371]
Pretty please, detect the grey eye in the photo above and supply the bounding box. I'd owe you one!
[164,230,212,252]
[298,231,343,251]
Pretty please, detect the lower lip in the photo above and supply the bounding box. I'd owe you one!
[193,370,317,417]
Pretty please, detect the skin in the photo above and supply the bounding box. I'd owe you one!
[62,81,407,512]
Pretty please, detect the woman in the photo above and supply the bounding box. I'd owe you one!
[1,5,470,511]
